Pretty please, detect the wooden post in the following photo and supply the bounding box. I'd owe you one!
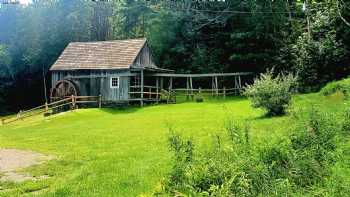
[215,76,218,97]
[160,77,164,90]
[190,77,193,100]
[149,87,152,99]
[1,118,4,126]
[211,77,214,96]
[169,77,173,90]
[45,102,49,112]
[186,77,189,100]
[99,94,102,108]
[71,95,75,110]
[238,75,242,91]
[168,77,173,104]
[17,110,22,120]
[223,86,226,99]
[156,77,159,103]
[140,70,144,107]
[199,87,202,94]
[234,76,239,95]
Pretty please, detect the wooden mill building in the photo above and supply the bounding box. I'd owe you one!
[50,38,251,106]
[50,38,172,105]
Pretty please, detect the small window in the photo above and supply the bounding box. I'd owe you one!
[110,77,119,88]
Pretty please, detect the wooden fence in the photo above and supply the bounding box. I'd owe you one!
[1,95,101,125]
[129,85,238,104]
[174,86,241,98]
[129,85,176,103]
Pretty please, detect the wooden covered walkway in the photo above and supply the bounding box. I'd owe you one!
[132,71,253,106]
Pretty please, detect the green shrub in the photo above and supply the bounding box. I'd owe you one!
[243,70,297,116]
[320,78,350,97]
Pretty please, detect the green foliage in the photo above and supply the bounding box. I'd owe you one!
[166,127,194,190]
[1,0,350,111]
[287,108,337,186]
[341,108,350,135]
[162,107,342,196]
[0,45,12,79]
[320,78,350,97]
[0,0,112,112]
[291,7,347,92]
[244,70,297,116]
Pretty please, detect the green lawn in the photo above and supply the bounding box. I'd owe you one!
[0,93,348,196]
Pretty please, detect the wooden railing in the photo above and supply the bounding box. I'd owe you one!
[1,95,102,125]
[129,85,237,104]
[129,86,161,101]
[129,86,176,103]
[174,87,241,98]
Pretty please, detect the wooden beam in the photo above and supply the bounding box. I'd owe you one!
[215,76,218,96]
[65,73,138,79]
[186,77,189,100]
[148,72,252,78]
[130,66,174,73]
[211,77,215,96]
[223,87,226,99]
[168,77,173,104]
[169,77,173,90]
[149,87,152,99]
[160,77,164,90]
[238,75,242,89]
[234,76,239,95]
[99,94,102,108]
[140,70,144,107]
[156,77,159,103]
[190,77,193,100]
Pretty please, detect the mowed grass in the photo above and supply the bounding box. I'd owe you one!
[0,93,348,196]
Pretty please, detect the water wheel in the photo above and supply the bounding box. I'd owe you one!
[50,79,79,101]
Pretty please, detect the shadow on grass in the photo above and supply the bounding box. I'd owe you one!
[249,111,288,121]
[98,96,247,115]
[99,106,140,115]
[176,96,247,104]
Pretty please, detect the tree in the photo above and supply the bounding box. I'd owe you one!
[291,3,347,91]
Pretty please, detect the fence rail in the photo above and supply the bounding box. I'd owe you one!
[1,95,102,126]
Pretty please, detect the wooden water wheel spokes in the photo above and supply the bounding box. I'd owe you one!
[50,79,78,101]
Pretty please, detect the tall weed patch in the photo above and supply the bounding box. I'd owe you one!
[161,108,343,196]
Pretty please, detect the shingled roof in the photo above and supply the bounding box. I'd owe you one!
[50,38,156,71]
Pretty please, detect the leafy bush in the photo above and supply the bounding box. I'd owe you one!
[320,78,350,97]
[244,70,297,116]
[161,108,341,196]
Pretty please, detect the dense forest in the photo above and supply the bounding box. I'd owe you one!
[0,0,349,113]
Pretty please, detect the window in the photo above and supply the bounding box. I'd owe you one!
[110,77,119,88]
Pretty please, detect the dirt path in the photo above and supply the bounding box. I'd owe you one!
[0,149,52,182]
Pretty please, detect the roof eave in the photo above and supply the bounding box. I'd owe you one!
[50,67,132,71]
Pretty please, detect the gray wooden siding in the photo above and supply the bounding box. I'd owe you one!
[132,43,156,68]
[51,70,130,101]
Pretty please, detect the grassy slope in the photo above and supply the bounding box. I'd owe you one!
[0,93,348,196]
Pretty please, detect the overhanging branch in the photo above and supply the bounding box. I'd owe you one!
[337,0,350,27]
